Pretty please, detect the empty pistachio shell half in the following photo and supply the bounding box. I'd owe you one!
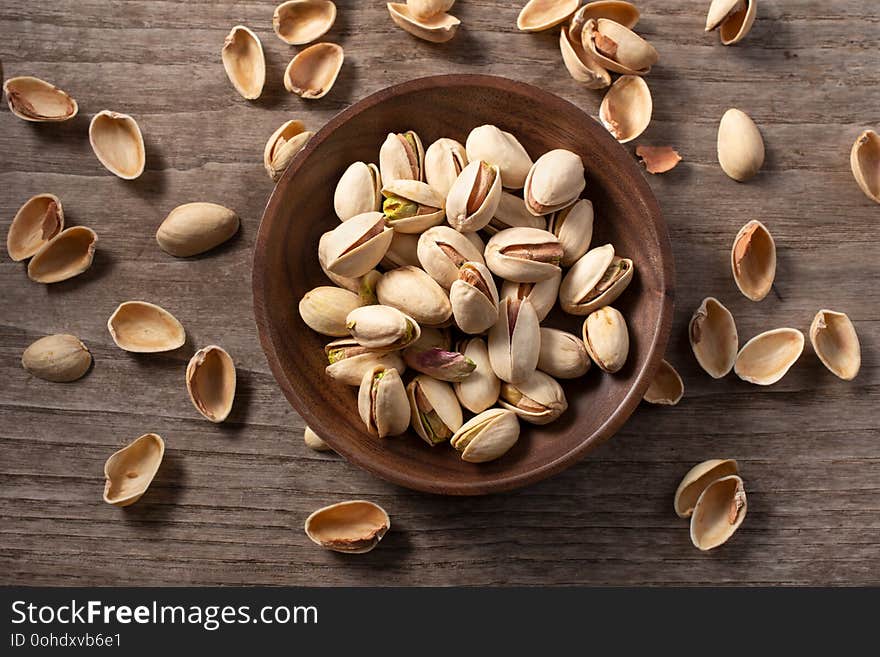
[408,0,456,19]
[517,0,579,32]
[304,426,334,452]
[809,309,860,381]
[689,297,738,378]
[325,338,406,385]
[643,359,684,405]
[380,131,425,184]
[318,211,394,278]
[454,337,500,413]
[108,301,186,353]
[731,219,775,301]
[445,160,503,232]
[299,286,364,336]
[705,0,756,46]
[3,76,78,122]
[264,120,314,182]
[376,265,452,326]
[690,474,747,551]
[570,1,640,35]
[500,271,561,322]
[304,500,390,554]
[485,227,563,282]
[186,345,236,423]
[407,375,463,445]
[221,25,265,99]
[451,408,520,463]
[559,27,611,89]
[537,327,590,379]
[523,149,585,216]
[7,194,64,261]
[547,199,594,266]
[487,191,547,235]
[674,459,738,518]
[27,226,97,284]
[424,138,467,197]
[734,328,804,385]
[600,75,652,143]
[156,202,240,258]
[499,369,568,425]
[335,162,382,221]
[103,433,165,507]
[450,261,500,334]
[559,244,633,315]
[88,110,146,180]
[417,225,485,289]
[21,334,92,383]
[582,305,629,373]
[346,304,421,351]
[358,365,410,437]
[584,18,658,75]
[284,42,344,99]
[717,108,764,182]
[465,125,534,190]
[488,296,540,384]
[850,129,879,204]
[382,179,445,233]
[636,145,682,173]
[273,1,336,45]
[387,3,460,43]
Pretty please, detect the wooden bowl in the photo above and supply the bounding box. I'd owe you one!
[254,75,674,495]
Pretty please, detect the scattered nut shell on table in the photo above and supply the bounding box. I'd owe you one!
[407,374,463,445]
[599,74,652,143]
[408,0,456,20]
[705,0,757,46]
[3,75,78,122]
[358,365,410,437]
[103,433,165,507]
[809,309,860,381]
[304,426,334,452]
[636,145,682,174]
[88,110,146,179]
[186,345,236,423]
[689,297,738,378]
[690,474,747,550]
[734,328,804,385]
[674,459,739,518]
[643,359,683,405]
[570,1,640,33]
[850,129,879,204]
[221,25,266,100]
[583,18,658,75]
[731,219,775,301]
[424,138,467,197]
[335,162,383,221]
[538,327,590,379]
[304,500,390,554]
[7,194,64,261]
[284,42,344,99]
[582,305,629,373]
[21,334,92,383]
[559,27,611,89]
[451,408,520,463]
[107,301,186,353]
[27,226,97,284]
[273,1,337,45]
[156,202,240,258]
[465,124,534,190]
[517,0,579,32]
[387,3,460,43]
[717,108,764,182]
[264,120,314,182]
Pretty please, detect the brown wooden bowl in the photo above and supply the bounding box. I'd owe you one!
[254,74,674,495]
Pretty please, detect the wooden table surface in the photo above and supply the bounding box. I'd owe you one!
[1,1,877,586]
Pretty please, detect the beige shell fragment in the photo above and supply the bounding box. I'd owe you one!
[387,3,460,43]
[222,25,266,99]
[600,75,652,143]
[304,500,390,553]
[107,301,186,353]
[264,120,314,182]
[21,334,92,383]
[734,328,804,385]
[636,145,682,174]
[643,359,684,405]
[156,203,240,257]
[284,42,344,99]
[584,19,658,75]
[674,459,738,518]
[517,0,579,32]
[559,27,611,89]
[273,1,337,45]
[27,226,97,284]
[304,426,334,452]
[706,0,757,46]
[689,297,738,378]
[570,1,640,35]
[3,76,78,122]
[103,433,165,507]
[731,219,775,301]
[7,194,64,261]
[408,0,456,20]
[88,111,146,180]
[809,309,860,381]
[717,108,764,182]
[186,345,236,423]
[850,129,880,204]
[690,474,747,551]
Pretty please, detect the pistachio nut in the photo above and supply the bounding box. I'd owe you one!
[6,193,64,261]
[731,219,775,301]
[376,265,452,326]
[488,296,540,384]
[454,338,501,413]
[382,232,421,269]
[273,0,337,45]
[717,108,764,182]
[465,125,534,189]
[582,305,628,373]
[559,26,611,89]
[547,199,594,266]
[334,161,383,221]
[379,130,424,184]
[21,334,92,383]
[416,225,485,289]
[734,328,804,385]
[318,211,394,278]
[523,149,586,216]
[359,270,383,305]
[304,500,390,554]
[599,74,653,143]
[408,0,456,20]
[325,338,406,385]
[299,285,364,336]
[810,309,860,381]
[485,227,563,283]
[450,408,520,463]
[264,120,314,182]
[403,346,475,382]
[304,425,334,452]
[516,0,579,32]
[690,474,747,551]
[346,304,421,351]
[689,297,738,379]
[424,137,468,197]
[28,226,97,284]
[88,110,146,180]
[357,365,410,437]
[407,375,463,445]
[221,25,266,99]
[450,261,500,334]
[108,301,186,353]
[464,231,485,253]
[156,202,240,258]
[500,370,567,425]
[381,180,445,233]
[386,3,460,43]
[103,433,165,507]
[643,359,684,405]
[559,244,633,315]
[283,42,344,99]
[537,327,590,379]
[486,191,547,235]
[705,0,756,46]
[3,76,78,122]
[445,160,503,232]
[583,18,658,75]
[570,1,640,35]
[674,459,739,518]
[850,129,879,204]
[186,345,236,423]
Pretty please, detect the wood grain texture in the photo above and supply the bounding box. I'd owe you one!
[1,0,878,586]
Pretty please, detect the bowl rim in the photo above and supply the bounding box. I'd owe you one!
[253,73,675,495]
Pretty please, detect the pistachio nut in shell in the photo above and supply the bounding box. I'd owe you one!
[416,225,485,289]
[537,327,590,379]
[335,161,382,221]
[304,500,390,554]
[454,337,500,413]
[407,375,463,445]
[810,309,860,381]
[516,0,579,32]
[485,227,563,283]
[404,326,451,353]
[408,0,455,20]
[304,426,334,452]
[599,75,652,143]
[273,0,336,45]
[21,334,92,383]
[284,42,344,99]
[500,271,561,322]
[523,149,585,216]
[547,199,594,266]
[674,459,739,518]
[734,328,804,385]
[27,226,97,284]
[643,359,684,405]
[88,110,146,180]
[383,232,421,269]
[717,108,764,182]
[450,408,520,463]
[689,297,738,378]
[386,3,460,43]
[381,180,445,233]
[3,76,78,122]
[559,244,633,315]
[499,369,567,425]
[103,433,165,507]
[559,26,611,89]
[403,346,475,382]
[156,202,240,258]
[107,301,186,353]
[450,261,500,334]
[424,138,467,197]
[731,219,775,301]
[487,191,547,235]
[445,160,502,232]
[346,304,421,351]
[325,338,406,385]
[299,286,363,337]
[570,1,640,35]
[465,125,533,189]
[358,270,383,305]
[357,366,410,437]
[379,130,425,184]
[221,25,265,99]
[690,474,747,551]
[264,120,314,182]
[6,193,64,261]
[584,18,658,75]
[705,0,757,46]
[376,265,452,326]
[850,129,880,204]
[186,345,236,423]
[318,211,393,278]
[582,305,629,373]
[488,296,540,384]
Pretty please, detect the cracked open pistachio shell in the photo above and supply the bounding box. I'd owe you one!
[485,227,563,283]
[537,327,590,379]
[221,25,265,99]
[599,75,652,143]
[582,305,628,373]
[408,0,455,19]
[734,328,804,385]
[559,26,611,89]
[643,359,684,405]
[318,211,394,278]
[417,225,485,289]
[810,309,860,381]
[451,408,519,463]
[387,3,460,43]
[299,286,364,336]
[424,138,467,197]
[548,199,594,266]
[690,474,747,551]
[570,1,640,36]
[705,0,756,46]
[22,334,92,383]
[304,426,334,452]
[450,261,500,334]
[407,375,463,445]
[186,345,236,423]
[376,265,452,326]
[381,180,445,233]
[731,220,775,301]
[454,338,500,413]
[500,369,567,425]
[523,149,585,216]
[674,459,738,518]
[103,433,164,507]
[403,346,474,381]
[304,500,390,554]
[517,0,579,32]
[584,19,658,75]
[379,131,425,184]
[850,129,880,204]
[559,244,633,315]
[465,125,534,189]
[383,232,421,269]
[107,301,186,353]
[500,271,561,322]
[358,366,410,437]
[335,162,382,221]
[3,76,78,122]
[7,194,64,261]
[156,202,240,257]
[717,108,764,182]
[264,120,314,182]
[488,296,540,384]
[689,297,738,378]
[284,42,344,99]
[273,1,336,45]
[88,110,146,179]
[27,226,97,284]
[445,160,502,232]
[486,191,547,235]
[325,338,406,385]
[346,305,421,351]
